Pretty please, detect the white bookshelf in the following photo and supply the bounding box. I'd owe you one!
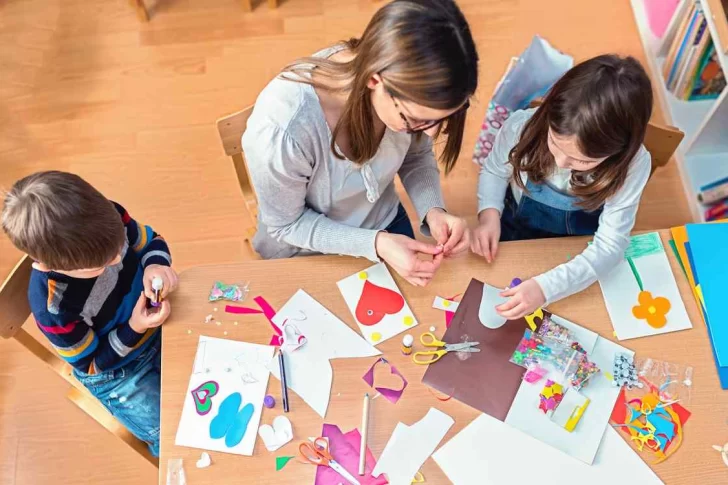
[631,0,728,221]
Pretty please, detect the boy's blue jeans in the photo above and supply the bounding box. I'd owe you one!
[74,333,161,457]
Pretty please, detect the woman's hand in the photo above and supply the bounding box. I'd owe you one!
[495,279,546,319]
[425,208,470,258]
[375,232,443,286]
[471,208,501,263]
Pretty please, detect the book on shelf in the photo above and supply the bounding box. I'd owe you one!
[662,0,726,100]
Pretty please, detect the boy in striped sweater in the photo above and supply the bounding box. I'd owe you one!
[1,171,178,457]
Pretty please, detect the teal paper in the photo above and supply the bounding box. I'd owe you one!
[624,232,663,259]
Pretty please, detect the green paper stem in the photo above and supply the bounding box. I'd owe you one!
[627,256,644,292]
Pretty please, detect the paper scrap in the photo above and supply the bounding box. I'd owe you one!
[338,263,418,345]
[258,415,293,452]
[267,290,381,417]
[372,408,454,485]
[362,357,408,404]
[550,389,590,432]
[433,296,460,312]
[195,452,212,468]
[712,443,728,467]
[433,414,663,485]
[275,456,294,471]
[315,424,387,485]
[478,284,508,329]
[175,337,273,456]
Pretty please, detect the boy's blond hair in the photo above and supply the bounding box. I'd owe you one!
[1,171,125,270]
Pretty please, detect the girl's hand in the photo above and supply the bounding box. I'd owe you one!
[471,208,501,263]
[375,232,444,287]
[425,208,470,258]
[496,278,546,319]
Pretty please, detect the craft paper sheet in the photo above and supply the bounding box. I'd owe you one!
[433,414,663,485]
[504,314,631,464]
[175,336,274,456]
[267,290,381,417]
[478,283,508,329]
[598,232,692,340]
[372,408,454,485]
[337,263,418,345]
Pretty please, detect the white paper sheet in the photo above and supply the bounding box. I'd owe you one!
[175,336,274,456]
[432,296,460,312]
[268,290,381,417]
[337,263,418,345]
[433,414,663,485]
[598,233,692,340]
[504,314,630,464]
[478,283,508,329]
[372,408,454,485]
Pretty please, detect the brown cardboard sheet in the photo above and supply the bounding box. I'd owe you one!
[421,279,527,421]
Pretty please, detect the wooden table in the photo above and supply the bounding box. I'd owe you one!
[160,231,727,484]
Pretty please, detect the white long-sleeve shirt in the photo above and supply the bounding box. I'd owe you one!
[477,109,652,304]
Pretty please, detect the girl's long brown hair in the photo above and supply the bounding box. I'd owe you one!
[280,0,478,174]
[510,55,653,210]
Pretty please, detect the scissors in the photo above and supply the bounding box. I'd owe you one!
[412,332,480,364]
[299,437,361,485]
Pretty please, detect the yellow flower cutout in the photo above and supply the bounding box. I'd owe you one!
[632,291,671,329]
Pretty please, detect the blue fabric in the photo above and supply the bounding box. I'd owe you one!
[74,333,161,456]
[500,178,602,241]
[384,203,415,239]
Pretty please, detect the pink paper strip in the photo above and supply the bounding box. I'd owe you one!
[315,424,386,485]
[225,296,283,345]
[362,357,408,404]
[445,293,461,328]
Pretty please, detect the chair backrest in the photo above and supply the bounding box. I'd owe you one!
[217,106,258,240]
[0,254,33,339]
[643,122,684,175]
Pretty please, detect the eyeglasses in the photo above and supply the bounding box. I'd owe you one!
[389,93,470,134]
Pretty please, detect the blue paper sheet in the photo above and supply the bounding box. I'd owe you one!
[686,224,728,381]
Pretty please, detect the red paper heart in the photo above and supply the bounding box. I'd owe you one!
[355,280,404,326]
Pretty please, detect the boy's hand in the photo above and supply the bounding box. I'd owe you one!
[471,209,501,263]
[143,264,178,299]
[129,291,171,333]
[496,279,546,320]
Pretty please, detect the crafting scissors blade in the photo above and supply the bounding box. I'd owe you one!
[444,342,480,352]
[329,460,361,485]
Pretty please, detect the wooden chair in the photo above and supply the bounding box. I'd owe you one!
[0,255,158,468]
[216,106,260,254]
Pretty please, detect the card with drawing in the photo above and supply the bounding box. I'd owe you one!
[337,263,418,345]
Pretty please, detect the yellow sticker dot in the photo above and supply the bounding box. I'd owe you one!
[443,300,451,308]
[371,332,382,342]
[358,271,368,280]
[187,329,192,335]
[403,316,414,326]
[605,372,614,381]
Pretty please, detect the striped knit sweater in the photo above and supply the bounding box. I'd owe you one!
[28,202,171,374]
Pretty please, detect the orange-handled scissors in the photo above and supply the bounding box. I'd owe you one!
[299,437,361,485]
[412,332,480,365]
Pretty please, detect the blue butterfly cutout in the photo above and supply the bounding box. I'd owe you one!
[209,392,255,448]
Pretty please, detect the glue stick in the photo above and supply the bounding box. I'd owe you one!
[151,277,164,307]
[401,334,414,355]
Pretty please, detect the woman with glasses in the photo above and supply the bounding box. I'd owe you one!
[242,0,478,286]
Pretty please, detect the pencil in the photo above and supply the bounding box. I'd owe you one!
[278,350,289,413]
[359,392,370,475]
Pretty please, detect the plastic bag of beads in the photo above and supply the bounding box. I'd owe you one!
[536,313,572,344]
[208,281,249,302]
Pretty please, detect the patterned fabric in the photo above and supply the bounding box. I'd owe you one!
[473,101,512,167]
[28,202,171,374]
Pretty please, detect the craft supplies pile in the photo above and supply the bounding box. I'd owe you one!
[170,227,701,485]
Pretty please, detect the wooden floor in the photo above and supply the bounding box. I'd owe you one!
[0,0,692,483]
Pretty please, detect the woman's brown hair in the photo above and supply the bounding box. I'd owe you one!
[509,55,653,210]
[280,0,478,174]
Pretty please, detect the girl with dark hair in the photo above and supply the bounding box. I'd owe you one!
[472,55,654,317]
[243,0,478,286]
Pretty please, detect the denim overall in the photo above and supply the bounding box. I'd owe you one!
[500,178,603,241]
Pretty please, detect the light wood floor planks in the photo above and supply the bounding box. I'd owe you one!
[0,0,691,483]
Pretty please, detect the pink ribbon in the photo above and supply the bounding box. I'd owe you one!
[225,296,283,346]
